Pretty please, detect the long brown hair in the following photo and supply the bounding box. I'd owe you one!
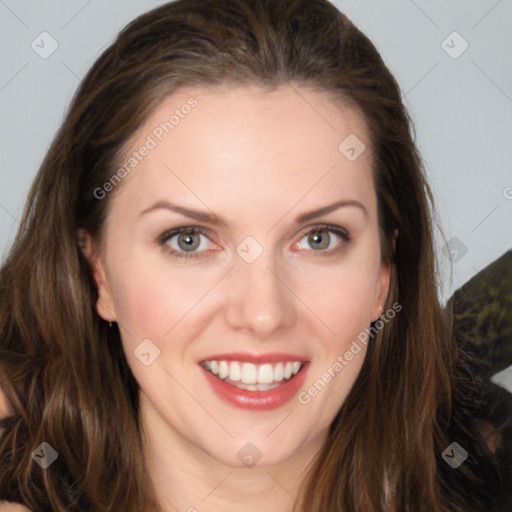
[0,1,508,510]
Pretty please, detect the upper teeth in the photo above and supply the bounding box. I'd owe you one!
[202,360,303,384]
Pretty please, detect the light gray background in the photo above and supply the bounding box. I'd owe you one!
[0,0,511,389]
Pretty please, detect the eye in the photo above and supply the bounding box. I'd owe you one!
[295,224,351,256]
[157,224,351,260]
[158,227,214,259]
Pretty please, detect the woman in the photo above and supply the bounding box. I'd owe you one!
[0,0,510,510]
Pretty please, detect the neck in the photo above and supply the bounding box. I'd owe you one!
[139,394,326,512]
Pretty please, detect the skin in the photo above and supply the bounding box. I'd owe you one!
[82,85,391,512]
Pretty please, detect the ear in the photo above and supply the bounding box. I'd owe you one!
[78,229,117,322]
[371,262,391,322]
[370,229,398,322]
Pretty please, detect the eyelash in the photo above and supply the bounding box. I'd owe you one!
[156,224,352,260]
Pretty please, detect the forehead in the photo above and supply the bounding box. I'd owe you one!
[109,85,376,226]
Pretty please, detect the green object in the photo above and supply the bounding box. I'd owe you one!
[449,249,512,379]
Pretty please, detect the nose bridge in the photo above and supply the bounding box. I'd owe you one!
[224,245,296,336]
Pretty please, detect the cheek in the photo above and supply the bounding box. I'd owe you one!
[296,261,379,340]
[108,232,380,351]
[296,268,375,417]
[109,254,216,341]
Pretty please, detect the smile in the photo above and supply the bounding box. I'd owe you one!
[201,360,304,391]
[199,355,309,410]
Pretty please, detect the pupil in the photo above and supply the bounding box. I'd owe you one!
[309,231,329,250]
[179,232,199,251]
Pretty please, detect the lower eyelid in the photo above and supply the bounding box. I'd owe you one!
[297,228,350,253]
[161,230,213,254]
[158,225,350,258]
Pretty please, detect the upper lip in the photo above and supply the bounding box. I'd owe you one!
[199,352,309,364]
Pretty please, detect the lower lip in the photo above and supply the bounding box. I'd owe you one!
[200,363,309,411]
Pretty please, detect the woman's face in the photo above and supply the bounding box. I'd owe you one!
[87,85,390,467]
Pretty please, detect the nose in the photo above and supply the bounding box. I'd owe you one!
[224,254,297,339]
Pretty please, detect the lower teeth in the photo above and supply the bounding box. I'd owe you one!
[231,381,281,391]
[221,376,289,391]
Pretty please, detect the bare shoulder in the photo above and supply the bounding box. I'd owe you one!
[0,503,32,512]
[0,380,13,420]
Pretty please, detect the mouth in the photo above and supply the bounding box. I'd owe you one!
[200,359,305,390]
[199,356,309,410]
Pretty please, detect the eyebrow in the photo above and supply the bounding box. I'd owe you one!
[139,199,367,225]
